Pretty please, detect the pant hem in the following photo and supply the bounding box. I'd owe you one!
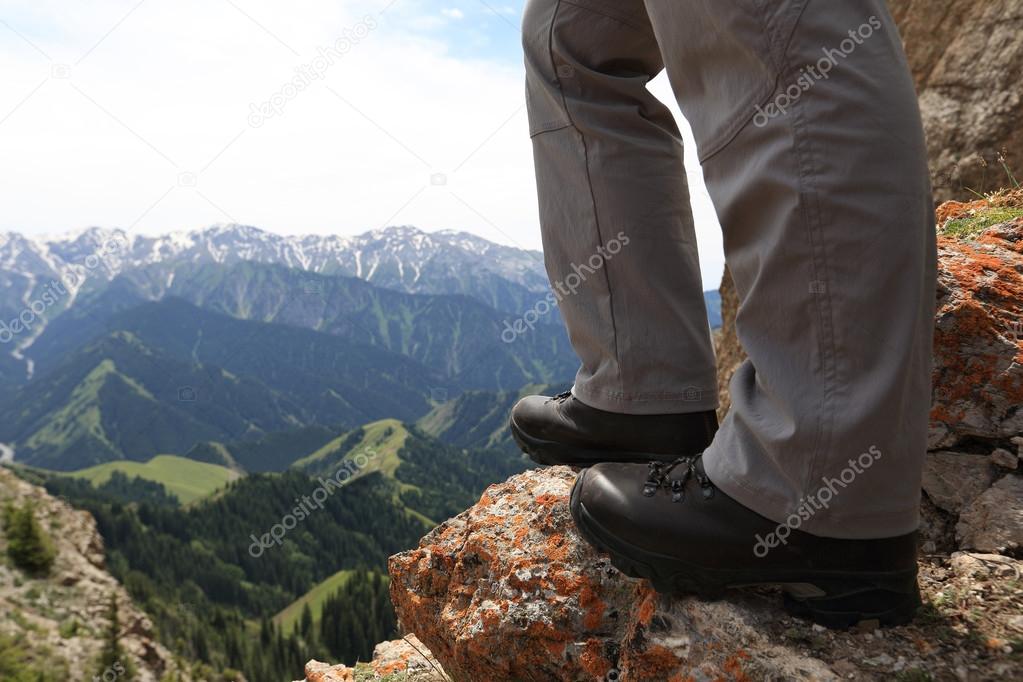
[702,445,921,540]
[572,384,719,415]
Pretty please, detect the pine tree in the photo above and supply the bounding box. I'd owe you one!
[300,603,313,638]
[95,594,134,681]
[2,502,56,576]
[259,616,273,647]
[192,628,210,663]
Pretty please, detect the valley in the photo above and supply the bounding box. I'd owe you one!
[67,455,242,505]
[0,222,721,681]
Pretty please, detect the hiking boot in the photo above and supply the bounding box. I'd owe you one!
[510,391,718,466]
[570,457,921,629]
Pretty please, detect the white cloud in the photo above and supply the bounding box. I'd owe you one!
[440,8,465,20]
[0,0,724,288]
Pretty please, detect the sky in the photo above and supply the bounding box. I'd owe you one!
[0,0,725,288]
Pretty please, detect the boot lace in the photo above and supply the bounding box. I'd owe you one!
[642,455,715,503]
[546,390,573,404]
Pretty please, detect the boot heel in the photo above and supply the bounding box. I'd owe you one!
[782,575,922,629]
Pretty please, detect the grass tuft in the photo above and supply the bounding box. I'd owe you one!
[939,188,1023,239]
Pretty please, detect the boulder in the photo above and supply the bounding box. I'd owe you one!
[991,448,1019,470]
[930,214,1023,448]
[713,266,744,421]
[299,635,446,682]
[388,467,1023,681]
[921,451,998,513]
[389,467,840,682]
[956,474,1023,553]
[887,0,1023,202]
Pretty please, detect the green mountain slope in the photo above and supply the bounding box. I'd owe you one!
[68,454,241,504]
[297,419,530,523]
[185,424,341,473]
[130,261,577,391]
[273,568,359,634]
[0,331,297,470]
[37,466,425,679]
[103,297,442,421]
[0,299,461,471]
[31,419,527,678]
[21,261,577,393]
[418,383,571,453]
[295,418,408,478]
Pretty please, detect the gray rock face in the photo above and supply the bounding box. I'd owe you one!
[991,448,1020,470]
[887,0,1023,202]
[922,451,999,513]
[384,467,1023,682]
[389,467,839,682]
[957,474,1023,553]
[0,468,186,682]
[299,635,446,681]
[929,216,1023,449]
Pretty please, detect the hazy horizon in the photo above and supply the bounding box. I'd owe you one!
[1,0,726,288]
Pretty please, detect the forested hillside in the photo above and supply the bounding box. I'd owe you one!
[17,422,527,681]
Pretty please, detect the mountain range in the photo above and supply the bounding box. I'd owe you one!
[0,223,549,316]
[0,223,720,471]
[0,221,722,681]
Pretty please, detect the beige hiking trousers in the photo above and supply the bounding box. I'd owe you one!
[523,0,936,538]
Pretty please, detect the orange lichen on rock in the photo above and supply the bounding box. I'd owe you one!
[301,635,445,682]
[579,638,614,678]
[388,467,837,681]
[535,492,561,508]
[578,582,606,629]
[936,198,990,224]
[929,207,1023,448]
[722,649,752,681]
[635,585,659,626]
[622,643,685,680]
[544,532,571,562]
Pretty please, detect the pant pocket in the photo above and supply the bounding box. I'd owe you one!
[755,0,811,74]
[522,0,573,137]
[655,0,809,161]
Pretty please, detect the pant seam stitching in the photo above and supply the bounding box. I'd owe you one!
[787,71,839,503]
[548,0,626,399]
[529,122,572,138]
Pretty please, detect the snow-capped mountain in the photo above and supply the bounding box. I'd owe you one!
[2,224,549,301]
[0,224,554,386]
[0,226,579,465]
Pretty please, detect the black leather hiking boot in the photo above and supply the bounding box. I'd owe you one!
[509,391,718,466]
[570,457,921,629]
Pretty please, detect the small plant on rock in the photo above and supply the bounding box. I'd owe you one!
[2,501,56,576]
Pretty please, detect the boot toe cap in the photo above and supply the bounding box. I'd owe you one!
[571,463,649,539]
[510,395,553,434]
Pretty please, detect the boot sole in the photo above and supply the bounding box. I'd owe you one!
[510,417,681,467]
[570,482,921,629]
